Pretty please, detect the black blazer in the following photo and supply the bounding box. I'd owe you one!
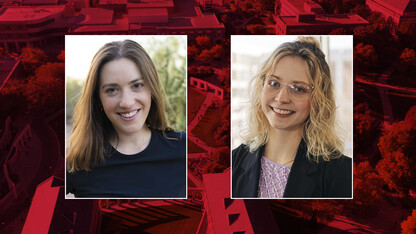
[232,141,352,198]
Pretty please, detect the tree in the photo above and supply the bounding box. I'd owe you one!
[258,0,275,11]
[353,103,382,155]
[353,25,376,45]
[203,146,230,173]
[400,48,416,64]
[214,101,230,146]
[217,67,230,88]
[188,65,214,78]
[401,209,416,234]
[66,79,83,120]
[25,62,65,110]
[329,28,347,35]
[197,49,214,62]
[21,46,48,74]
[57,50,65,61]
[195,35,212,50]
[246,24,266,35]
[188,45,199,58]
[0,81,27,119]
[354,43,378,70]
[229,2,239,13]
[150,37,186,131]
[349,4,369,18]
[367,12,386,29]
[345,161,384,216]
[210,44,225,59]
[404,105,416,126]
[376,107,416,196]
[398,48,416,73]
[398,21,416,49]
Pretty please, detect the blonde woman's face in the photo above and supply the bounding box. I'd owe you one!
[261,56,312,133]
[99,58,151,136]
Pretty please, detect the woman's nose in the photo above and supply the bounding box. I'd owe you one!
[274,85,291,103]
[119,90,134,108]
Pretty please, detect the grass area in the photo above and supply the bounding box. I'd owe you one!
[191,106,220,147]
[188,87,206,123]
[188,139,206,154]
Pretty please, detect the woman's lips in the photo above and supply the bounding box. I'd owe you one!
[270,106,295,117]
[118,109,139,121]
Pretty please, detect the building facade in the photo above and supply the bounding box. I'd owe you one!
[366,0,416,32]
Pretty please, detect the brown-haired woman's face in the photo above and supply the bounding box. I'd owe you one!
[99,58,151,136]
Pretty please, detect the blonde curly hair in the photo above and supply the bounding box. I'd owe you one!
[241,36,343,161]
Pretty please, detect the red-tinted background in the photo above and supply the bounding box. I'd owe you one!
[0,0,415,233]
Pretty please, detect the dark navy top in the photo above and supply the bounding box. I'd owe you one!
[66,130,186,198]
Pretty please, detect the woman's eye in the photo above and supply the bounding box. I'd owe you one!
[269,81,280,87]
[105,88,117,94]
[133,83,144,89]
[292,85,307,93]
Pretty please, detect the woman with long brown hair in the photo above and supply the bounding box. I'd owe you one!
[66,39,186,198]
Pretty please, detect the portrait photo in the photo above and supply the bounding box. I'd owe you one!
[65,35,187,198]
[231,35,353,199]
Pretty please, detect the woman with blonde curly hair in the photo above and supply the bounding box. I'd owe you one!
[232,37,351,198]
[66,39,186,198]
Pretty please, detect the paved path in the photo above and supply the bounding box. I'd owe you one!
[187,87,216,156]
[188,92,215,132]
[188,132,214,154]
[355,62,416,130]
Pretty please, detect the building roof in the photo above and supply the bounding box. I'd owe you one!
[368,0,416,14]
[20,0,59,3]
[278,14,369,26]
[99,0,127,5]
[282,0,324,14]
[127,0,173,9]
[71,20,129,32]
[283,0,306,12]
[22,176,63,234]
[128,8,168,23]
[78,8,114,25]
[0,6,65,23]
[191,13,223,28]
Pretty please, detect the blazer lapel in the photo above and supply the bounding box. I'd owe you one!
[284,141,319,198]
[238,145,264,197]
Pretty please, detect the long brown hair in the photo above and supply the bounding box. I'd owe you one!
[67,39,171,172]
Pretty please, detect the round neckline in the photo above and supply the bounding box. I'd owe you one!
[110,130,155,159]
[262,156,292,168]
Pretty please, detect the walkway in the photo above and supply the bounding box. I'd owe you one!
[188,91,215,132]
[355,62,415,130]
[187,87,216,158]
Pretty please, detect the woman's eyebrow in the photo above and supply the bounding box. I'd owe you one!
[101,78,143,89]
[269,74,281,80]
[269,74,308,84]
[129,78,143,84]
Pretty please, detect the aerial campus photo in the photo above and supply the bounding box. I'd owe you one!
[0,0,416,233]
